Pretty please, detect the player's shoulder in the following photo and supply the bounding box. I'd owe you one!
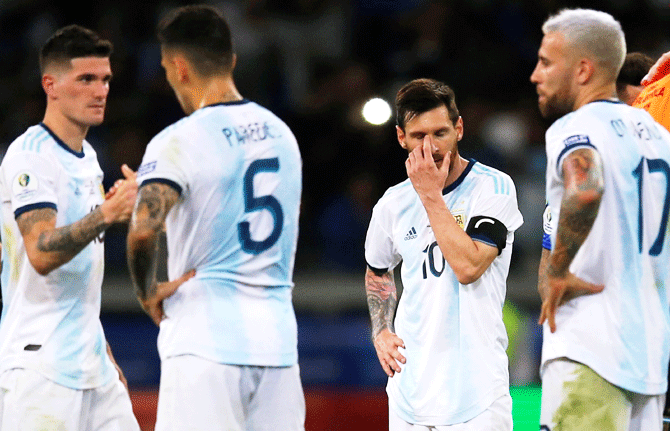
[6,124,53,153]
[374,179,414,211]
[3,124,63,164]
[149,115,192,147]
[546,101,625,143]
[467,160,516,196]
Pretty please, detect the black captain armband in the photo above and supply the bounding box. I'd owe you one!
[465,216,508,255]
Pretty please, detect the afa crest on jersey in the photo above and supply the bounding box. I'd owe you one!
[453,212,466,230]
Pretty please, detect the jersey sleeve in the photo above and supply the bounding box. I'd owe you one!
[466,175,523,253]
[2,152,59,219]
[542,202,552,250]
[365,202,401,273]
[546,126,599,180]
[137,132,190,195]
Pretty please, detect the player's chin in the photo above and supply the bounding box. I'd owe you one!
[85,116,105,127]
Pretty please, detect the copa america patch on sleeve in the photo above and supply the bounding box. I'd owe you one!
[12,171,38,202]
[137,161,157,177]
[563,134,591,147]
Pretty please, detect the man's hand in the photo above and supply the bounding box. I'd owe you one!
[141,269,195,326]
[373,328,406,377]
[642,51,670,86]
[101,164,138,224]
[406,136,450,200]
[539,271,603,333]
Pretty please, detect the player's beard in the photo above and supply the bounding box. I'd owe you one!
[538,88,576,123]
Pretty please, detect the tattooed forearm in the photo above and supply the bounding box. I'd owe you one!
[365,267,397,339]
[128,234,160,300]
[18,207,108,254]
[537,248,550,301]
[128,183,179,300]
[549,148,604,277]
[135,183,179,222]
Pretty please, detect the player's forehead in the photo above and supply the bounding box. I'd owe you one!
[69,56,111,75]
[538,32,567,61]
[404,105,454,132]
[48,56,111,78]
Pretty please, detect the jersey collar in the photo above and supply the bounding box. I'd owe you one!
[589,98,624,105]
[39,123,86,159]
[442,159,476,195]
[202,99,251,109]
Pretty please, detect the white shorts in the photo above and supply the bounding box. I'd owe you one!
[0,368,139,431]
[540,358,665,431]
[389,392,513,431]
[155,355,305,431]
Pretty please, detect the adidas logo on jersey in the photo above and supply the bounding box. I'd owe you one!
[404,227,417,241]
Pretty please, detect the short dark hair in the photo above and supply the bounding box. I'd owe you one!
[395,78,460,130]
[617,52,655,90]
[157,4,234,76]
[39,25,112,74]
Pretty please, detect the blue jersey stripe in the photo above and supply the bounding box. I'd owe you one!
[14,202,57,219]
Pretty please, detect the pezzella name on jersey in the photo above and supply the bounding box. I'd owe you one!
[222,121,282,147]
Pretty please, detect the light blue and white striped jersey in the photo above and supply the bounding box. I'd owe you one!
[542,100,670,395]
[0,124,114,389]
[365,160,523,425]
[137,100,302,366]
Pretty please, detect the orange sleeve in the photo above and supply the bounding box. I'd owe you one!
[633,74,670,133]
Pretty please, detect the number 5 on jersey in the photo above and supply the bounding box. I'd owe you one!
[238,157,284,254]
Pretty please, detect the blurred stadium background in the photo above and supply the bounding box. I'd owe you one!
[1,0,668,429]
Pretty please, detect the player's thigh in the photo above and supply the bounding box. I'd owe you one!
[389,406,427,431]
[389,393,511,431]
[247,364,305,431]
[155,355,245,431]
[540,358,631,431]
[87,377,140,431]
[0,368,82,431]
[439,392,512,431]
[629,391,664,431]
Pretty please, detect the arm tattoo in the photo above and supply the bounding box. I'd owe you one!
[17,207,108,254]
[549,148,604,277]
[128,183,179,300]
[537,248,550,301]
[365,267,398,339]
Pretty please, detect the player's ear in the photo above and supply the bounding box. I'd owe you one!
[397,125,407,149]
[42,74,57,99]
[576,58,595,85]
[174,56,191,83]
[455,116,464,141]
[230,53,237,73]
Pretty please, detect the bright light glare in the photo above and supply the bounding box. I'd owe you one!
[362,98,392,125]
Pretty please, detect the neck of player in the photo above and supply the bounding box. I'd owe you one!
[42,109,87,153]
[573,82,618,111]
[196,76,243,110]
[444,154,469,189]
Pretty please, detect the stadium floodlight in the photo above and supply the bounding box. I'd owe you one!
[362,97,392,126]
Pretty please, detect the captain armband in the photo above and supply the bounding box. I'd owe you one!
[465,216,508,255]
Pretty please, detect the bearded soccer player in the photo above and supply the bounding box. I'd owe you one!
[364,78,523,430]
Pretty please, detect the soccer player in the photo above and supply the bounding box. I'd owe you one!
[531,8,670,430]
[364,78,523,430]
[126,5,304,431]
[539,51,657,299]
[0,25,140,430]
